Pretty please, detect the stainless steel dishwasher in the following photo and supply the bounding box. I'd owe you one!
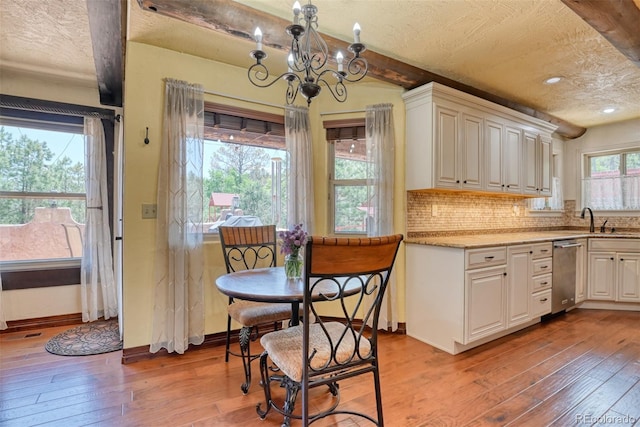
[551,240,580,314]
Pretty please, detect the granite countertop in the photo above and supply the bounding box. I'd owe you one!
[406,231,640,249]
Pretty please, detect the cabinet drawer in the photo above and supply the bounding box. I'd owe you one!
[589,239,640,252]
[530,290,551,317]
[466,247,507,270]
[531,242,552,259]
[532,258,552,274]
[532,273,552,292]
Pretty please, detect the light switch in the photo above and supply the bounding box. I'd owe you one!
[142,204,157,219]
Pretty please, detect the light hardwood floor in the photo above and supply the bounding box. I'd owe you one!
[2,308,640,426]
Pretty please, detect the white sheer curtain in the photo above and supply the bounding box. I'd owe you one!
[284,106,315,233]
[0,273,6,330]
[365,103,397,331]
[583,175,640,210]
[81,117,118,322]
[150,79,205,354]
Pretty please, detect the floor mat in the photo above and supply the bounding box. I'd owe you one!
[45,319,122,356]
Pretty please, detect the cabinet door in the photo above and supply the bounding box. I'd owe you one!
[575,239,587,303]
[507,246,531,327]
[617,253,640,302]
[461,113,483,189]
[465,266,507,343]
[523,132,538,195]
[485,119,503,192]
[588,252,616,300]
[503,125,522,193]
[538,135,552,196]
[434,104,460,188]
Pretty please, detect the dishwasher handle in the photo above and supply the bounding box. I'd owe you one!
[554,242,581,248]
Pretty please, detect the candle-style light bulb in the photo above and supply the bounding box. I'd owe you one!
[353,23,361,44]
[254,27,263,50]
[287,53,294,72]
[292,1,301,24]
[336,51,344,72]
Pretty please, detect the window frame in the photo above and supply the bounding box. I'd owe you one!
[202,102,287,241]
[325,118,369,236]
[0,95,115,289]
[581,146,640,213]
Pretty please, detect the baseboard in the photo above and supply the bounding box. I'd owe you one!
[122,320,407,364]
[1,313,83,334]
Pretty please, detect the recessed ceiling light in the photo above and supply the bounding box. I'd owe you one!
[544,76,562,84]
[603,107,615,114]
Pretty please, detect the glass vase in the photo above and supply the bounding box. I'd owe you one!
[284,253,303,280]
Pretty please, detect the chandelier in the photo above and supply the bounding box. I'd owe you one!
[248,1,368,106]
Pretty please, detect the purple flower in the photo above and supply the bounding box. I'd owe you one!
[278,223,308,256]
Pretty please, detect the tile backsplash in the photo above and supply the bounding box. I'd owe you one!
[407,191,639,237]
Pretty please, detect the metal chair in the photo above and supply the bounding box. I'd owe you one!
[257,234,404,426]
[218,225,295,394]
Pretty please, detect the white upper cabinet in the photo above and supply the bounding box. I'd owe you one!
[403,82,557,196]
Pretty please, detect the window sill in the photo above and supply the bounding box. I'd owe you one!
[574,210,640,218]
[526,209,564,218]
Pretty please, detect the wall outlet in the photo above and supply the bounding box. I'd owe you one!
[432,204,438,217]
[513,205,520,216]
[142,203,157,219]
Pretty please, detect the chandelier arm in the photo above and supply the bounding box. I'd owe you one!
[342,56,369,83]
[248,63,301,90]
[316,71,348,103]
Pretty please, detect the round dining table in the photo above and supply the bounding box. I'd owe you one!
[215,266,306,325]
[215,266,360,326]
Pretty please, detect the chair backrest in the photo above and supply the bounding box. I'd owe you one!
[302,234,403,376]
[219,225,277,273]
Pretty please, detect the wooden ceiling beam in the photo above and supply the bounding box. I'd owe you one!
[86,0,125,107]
[137,0,586,138]
[561,0,640,68]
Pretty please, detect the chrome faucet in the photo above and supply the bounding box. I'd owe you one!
[580,207,595,233]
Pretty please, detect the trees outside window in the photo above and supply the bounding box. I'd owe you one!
[0,125,86,263]
[203,104,288,232]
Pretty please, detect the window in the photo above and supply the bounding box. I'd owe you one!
[325,119,371,235]
[583,148,640,210]
[0,96,115,289]
[530,153,563,212]
[203,103,288,234]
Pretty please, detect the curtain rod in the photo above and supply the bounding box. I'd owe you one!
[203,89,285,110]
[319,108,366,116]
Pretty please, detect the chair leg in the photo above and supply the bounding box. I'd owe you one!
[256,351,272,420]
[225,315,232,363]
[280,376,300,427]
[373,366,384,426]
[239,325,253,394]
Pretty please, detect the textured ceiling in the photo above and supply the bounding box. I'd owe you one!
[2,0,640,131]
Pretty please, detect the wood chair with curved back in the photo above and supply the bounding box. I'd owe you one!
[218,225,295,394]
[257,234,404,426]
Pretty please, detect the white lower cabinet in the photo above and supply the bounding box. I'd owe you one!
[465,265,507,342]
[587,239,640,303]
[575,239,587,303]
[406,243,545,355]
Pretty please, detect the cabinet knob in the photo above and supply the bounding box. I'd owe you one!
[541,282,548,285]
[503,272,507,276]
[540,298,548,302]
[611,257,615,261]
[620,258,624,261]
[529,251,533,254]
[463,180,467,184]
[507,185,511,188]
[484,256,495,261]
[502,184,505,187]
